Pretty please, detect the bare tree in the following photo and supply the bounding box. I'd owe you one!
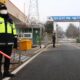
[45,21,53,33]
[66,23,79,38]
[57,26,64,38]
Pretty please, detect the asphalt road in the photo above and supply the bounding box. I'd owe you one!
[11,43,80,80]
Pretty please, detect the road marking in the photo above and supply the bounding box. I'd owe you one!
[34,48,41,53]
[3,48,46,80]
[67,43,80,49]
[72,45,80,49]
[3,44,52,80]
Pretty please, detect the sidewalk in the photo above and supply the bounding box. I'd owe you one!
[7,45,41,72]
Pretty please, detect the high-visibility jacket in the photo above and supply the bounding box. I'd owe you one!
[0,17,17,44]
[0,17,16,34]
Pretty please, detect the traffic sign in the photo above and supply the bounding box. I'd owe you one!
[49,16,80,22]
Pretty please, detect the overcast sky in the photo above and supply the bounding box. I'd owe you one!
[10,0,80,31]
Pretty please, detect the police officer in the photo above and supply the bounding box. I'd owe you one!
[0,3,17,79]
[52,32,56,47]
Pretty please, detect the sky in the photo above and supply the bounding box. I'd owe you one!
[10,0,80,31]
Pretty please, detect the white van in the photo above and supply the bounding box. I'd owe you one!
[18,33,33,40]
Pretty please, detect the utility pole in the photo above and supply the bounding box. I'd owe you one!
[79,21,80,38]
[28,0,39,24]
[56,24,58,43]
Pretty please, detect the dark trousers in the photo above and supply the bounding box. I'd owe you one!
[53,41,55,47]
[0,45,13,73]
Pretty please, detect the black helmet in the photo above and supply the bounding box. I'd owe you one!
[0,2,7,10]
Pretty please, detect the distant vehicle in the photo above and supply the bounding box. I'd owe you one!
[18,33,33,40]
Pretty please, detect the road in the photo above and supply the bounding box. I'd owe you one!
[10,43,80,80]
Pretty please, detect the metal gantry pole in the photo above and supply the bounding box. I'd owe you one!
[56,24,58,43]
[53,21,54,33]
[79,21,80,38]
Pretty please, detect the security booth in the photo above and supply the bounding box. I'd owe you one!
[31,23,44,46]
[33,28,41,45]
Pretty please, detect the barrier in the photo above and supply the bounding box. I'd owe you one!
[18,39,32,51]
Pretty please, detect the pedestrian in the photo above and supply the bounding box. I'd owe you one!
[0,2,17,79]
[52,32,56,47]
